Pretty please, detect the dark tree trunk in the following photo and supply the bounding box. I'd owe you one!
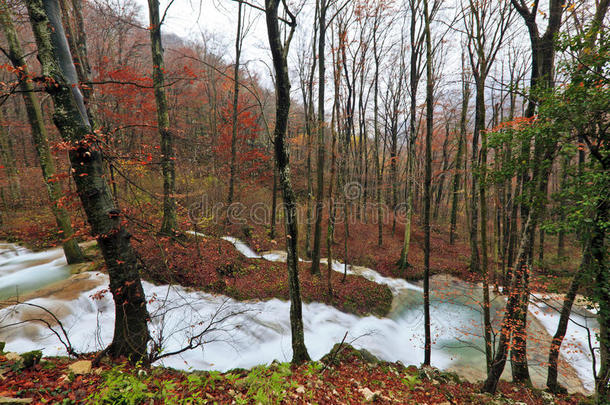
[25,0,150,361]
[483,215,532,393]
[422,0,433,366]
[546,259,586,393]
[0,4,85,264]
[264,0,310,364]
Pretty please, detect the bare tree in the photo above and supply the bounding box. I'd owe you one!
[264,0,310,363]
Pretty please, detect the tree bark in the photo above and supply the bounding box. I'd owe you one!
[450,62,469,245]
[147,0,177,235]
[25,0,150,361]
[546,257,586,393]
[0,4,85,264]
[0,108,21,208]
[422,0,433,366]
[264,0,310,364]
[228,0,243,205]
[311,0,327,275]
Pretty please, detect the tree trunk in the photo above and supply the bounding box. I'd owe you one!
[0,109,21,208]
[0,5,85,264]
[264,0,310,364]
[373,19,382,248]
[148,0,177,235]
[546,258,586,393]
[450,62,469,245]
[475,76,493,371]
[311,0,327,275]
[483,215,532,393]
[398,1,422,270]
[228,0,243,205]
[25,0,150,361]
[270,167,277,239]
[422,0,433,366]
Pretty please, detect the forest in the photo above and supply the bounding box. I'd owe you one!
[0,0,608,403]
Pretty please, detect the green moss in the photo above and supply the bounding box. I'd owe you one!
[21,350,42,368]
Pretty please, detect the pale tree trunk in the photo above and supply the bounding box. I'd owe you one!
[0,108,20,208]
[372,10,383,248]
[228,0,243,205]
[449,61,469,245]
[433,120,450,220]
[422,0,433,366]
[148,0,177,235]
[303,16,317,257]
[25,0,149,361]
[311,0,327,275]
[264,0,310,364]
[399,0,423,271]
[0,4,85,264]
[269,167,277,239]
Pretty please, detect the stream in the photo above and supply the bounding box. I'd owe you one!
[0,238,599,393]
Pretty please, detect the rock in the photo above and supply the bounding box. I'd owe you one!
[20,351,42,368]
[68,360,92,375]
[540,391,555,405]
[69,262,94,275]
[321,343,380,366]
[358,348,380,364]
[58,374,70,384]
[0,397,32,405]
[359,387,380,402]
[93,367,104,375]
[295,385,306,394]
[4,353,21,362]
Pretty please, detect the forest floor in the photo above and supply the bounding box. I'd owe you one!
[203,210,581,294]
[0,344,589,404]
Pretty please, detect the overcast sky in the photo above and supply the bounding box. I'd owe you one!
[133,0,286,88]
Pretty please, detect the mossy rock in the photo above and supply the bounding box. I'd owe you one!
[320,343,380,366]
[417,365,459,384]
[21,350,42,368]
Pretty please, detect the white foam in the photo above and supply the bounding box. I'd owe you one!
[0,237,598,392]
[529,295,599,391]
[0,271,454,372]
[0,245,70,299]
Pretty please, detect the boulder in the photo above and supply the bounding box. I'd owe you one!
[68,360,92,375]
[4,353,21,362]
[358,387,380,402]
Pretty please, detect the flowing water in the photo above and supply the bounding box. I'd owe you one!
[0,244,72,300]
[0,239,598,393]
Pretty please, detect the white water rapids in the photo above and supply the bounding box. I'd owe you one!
[0,237,599,392]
